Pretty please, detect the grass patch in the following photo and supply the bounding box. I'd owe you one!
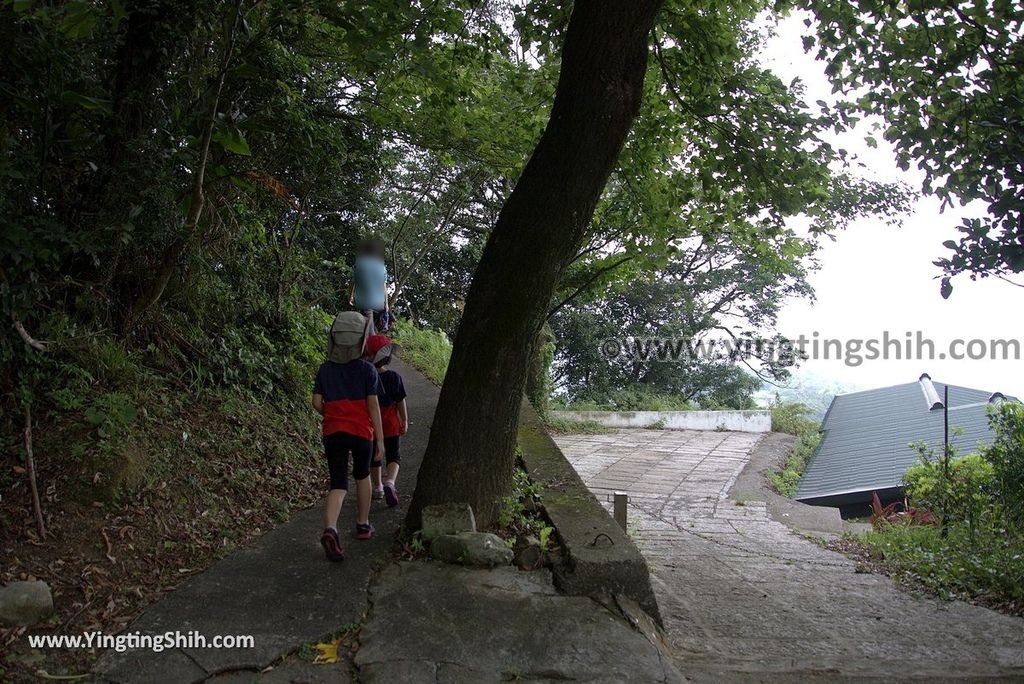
[392,318,451,386]
[543,415,610,434]
[767,402,821,498]
[856,524,1024,616]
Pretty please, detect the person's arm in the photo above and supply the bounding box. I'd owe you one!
[367,395,385,461]
[312,393,324,415]
[384,287,390,312]
[348,283,355,306]
[397,398,408,435]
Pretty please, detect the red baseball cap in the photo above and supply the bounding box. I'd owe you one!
[365,335,402,364]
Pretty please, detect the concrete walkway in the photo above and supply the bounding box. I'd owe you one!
[355,562,680,683]
[94,360,439,683]
[92,363,680,684]
[554,429,1024,682]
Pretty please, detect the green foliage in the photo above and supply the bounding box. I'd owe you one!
[771,401,819,435]
[392,318,452,386]
[498,468,541,530]
[768,402,821,498]
[526,326,556,418]
[861,403,1024,611]
[863,523,1024,607]
[798,0,1024,287]
[904,448,996,530]
[542,416,610,435]
[551,236,812,410]
[538,524,554,552]
[978,401,1024,523]
[84,392,138,440]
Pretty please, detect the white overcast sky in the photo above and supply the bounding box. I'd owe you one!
[758,13,1024,398]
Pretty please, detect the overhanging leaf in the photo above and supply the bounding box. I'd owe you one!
[212,128,252,156]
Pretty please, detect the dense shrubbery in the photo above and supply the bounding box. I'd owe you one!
[2,303,329,504]
[768,402,821,498]
[392,318,452,387]
[862,402,1024,613]
[903,450,996,533]
[982,402,1024,524]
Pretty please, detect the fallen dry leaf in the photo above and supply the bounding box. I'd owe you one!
[313,639,340,664]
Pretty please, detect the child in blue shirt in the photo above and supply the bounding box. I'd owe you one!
[312,313,385,561]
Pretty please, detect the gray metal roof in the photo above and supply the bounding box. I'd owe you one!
[795,376,1013,505]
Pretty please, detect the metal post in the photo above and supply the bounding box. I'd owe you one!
[942,383,949,538]
[613,492,628,531]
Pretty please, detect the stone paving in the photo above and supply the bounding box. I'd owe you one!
[554,429,1024,682]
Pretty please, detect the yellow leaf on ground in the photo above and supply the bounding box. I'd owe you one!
[313,640,339,664]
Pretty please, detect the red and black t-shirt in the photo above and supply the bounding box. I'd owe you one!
[313,359,383,440]
[377,369,407,438]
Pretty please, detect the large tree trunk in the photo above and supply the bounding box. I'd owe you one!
[407,0,663,528]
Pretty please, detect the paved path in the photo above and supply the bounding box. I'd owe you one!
[554,429,1024,682]
[91,365,682,684]
[95,360,439,683]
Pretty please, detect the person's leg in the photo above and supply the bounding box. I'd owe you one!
[370,442,384,499]
[384,436,401,484]
[321,434,349,561]
[350,435,373,533]
[322,433,349,528]
[382,437,401,507]
[361,309,377,336]
[324,489,346,529]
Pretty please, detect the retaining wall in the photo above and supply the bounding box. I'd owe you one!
[552,409,771,433]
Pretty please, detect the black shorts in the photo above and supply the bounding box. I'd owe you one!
[324,431,373,490]
[371,436,401,467]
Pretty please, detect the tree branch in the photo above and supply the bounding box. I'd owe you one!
[13,316,50,352]
[548,255,635,318]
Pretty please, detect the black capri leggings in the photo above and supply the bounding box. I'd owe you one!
[371,436,401,468]
[324,431,373,490]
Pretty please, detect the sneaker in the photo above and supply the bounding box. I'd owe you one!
[383,483,399,507]
[355,522,375,540]
[372,487,384,501]
[320,528,346,562]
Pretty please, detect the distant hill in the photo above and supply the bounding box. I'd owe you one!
[755,370,862,420]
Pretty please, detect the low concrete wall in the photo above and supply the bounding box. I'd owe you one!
[518,401,662,625]
[552,409,771,433]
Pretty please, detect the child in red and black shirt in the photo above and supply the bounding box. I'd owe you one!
[365,335,408,507]
[312,333,385,561]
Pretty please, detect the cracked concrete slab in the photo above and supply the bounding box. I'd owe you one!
[355,562,683,683]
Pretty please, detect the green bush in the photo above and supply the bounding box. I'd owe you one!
[979,401,1024,523]
[767,402,821,498]
[392,318,452,386]
[768,429,821,498]
[770,401,818,436]
[860,407,1024,612]
[543,415,609,434]
[904,448,996,530]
